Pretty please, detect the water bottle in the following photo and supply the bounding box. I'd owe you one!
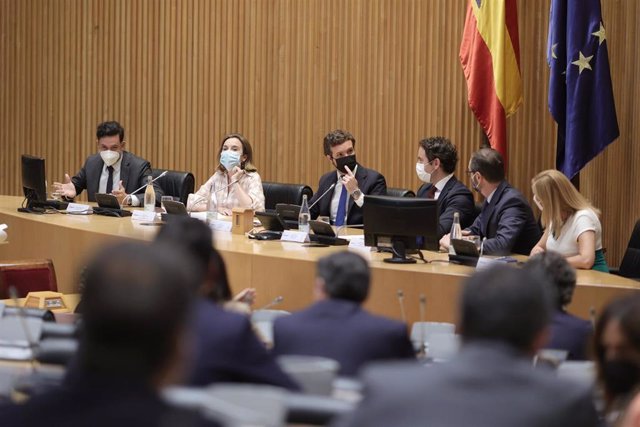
[207,185,218,225]
[298,194,310,234]
[449,211,462,255]
[144,175,155,212]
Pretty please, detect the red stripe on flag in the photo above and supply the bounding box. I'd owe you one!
[460,5,508,160]
[505,0,521,69]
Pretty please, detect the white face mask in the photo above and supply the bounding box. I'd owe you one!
[415,162,431,183]
[533,194,543,211]
[100,150,120,167]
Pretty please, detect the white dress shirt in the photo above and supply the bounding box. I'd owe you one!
[432,173,454,200]
[330,166,364,223]
[98,156,140,206]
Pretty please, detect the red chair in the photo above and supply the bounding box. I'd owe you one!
[0,259,58,299]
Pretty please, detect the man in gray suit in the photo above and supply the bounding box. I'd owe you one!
[54,121,163,205]
[336,265,598,427]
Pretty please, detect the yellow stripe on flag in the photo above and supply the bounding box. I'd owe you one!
[471,1,522,116]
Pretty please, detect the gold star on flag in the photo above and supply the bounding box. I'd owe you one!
[572,51,593,74]
[552,43,558,59]
[592,22,607,45]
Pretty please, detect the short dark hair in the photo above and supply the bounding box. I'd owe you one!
[460,264,553,352]
[469,148,505,183]
[79,242,197,380]
[317,251,370,303]
[525,251,577,308]
[96,121,125,142]
[418,137,458,174]
[323,129,356,157]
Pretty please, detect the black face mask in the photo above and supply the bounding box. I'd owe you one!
[602,360,640,396]
[335,154,357,174]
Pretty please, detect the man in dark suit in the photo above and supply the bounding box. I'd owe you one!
[272,251,415,377]
[525,251,592,360]
[0,242,220,427]
[154,217,300,391]
[415,136,476,238]
[54,121,163,205]
[440,148,541,255]
[336,265,598,427]
[308,129,386,226]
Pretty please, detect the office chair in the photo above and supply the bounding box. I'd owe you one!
[152,168,195,205]
[262,182,313,211]
[0,259,58,299]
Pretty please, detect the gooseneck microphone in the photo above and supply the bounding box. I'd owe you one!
[397,290,407,323]
[589,306,596,329]
[127,170,168,196]
[308,183,336,210]
[187,179,242,212]
[418,294,427,357]
[8,286,39,372]
[259,296,284,311]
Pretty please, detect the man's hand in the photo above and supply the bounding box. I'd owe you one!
[343,165,359,194]
[53,174,77,199]
[439,233,451,252]
[112,180,128,205]
[233,288,257,306]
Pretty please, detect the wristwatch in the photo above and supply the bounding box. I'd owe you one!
[351,189,363,199]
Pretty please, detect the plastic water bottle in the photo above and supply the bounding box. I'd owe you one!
[207,185,218,225]
[298,194,310,233]
[144,175,155,212]
[449,211,462,255]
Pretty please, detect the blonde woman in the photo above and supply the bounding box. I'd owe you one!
[530,169,608,272]
[187,133,265,214]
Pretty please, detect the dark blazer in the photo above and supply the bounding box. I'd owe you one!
[335,342,598,427]
[272,299,415,377]
[309,165,387,226]
[0,374,220,427]
[466,181,541,255]
[546,310,593,361]
[71,151,163,205]
[417,175,476,239]
[189,299,299,390]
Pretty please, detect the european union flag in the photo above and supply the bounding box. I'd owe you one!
[547,0,619,178]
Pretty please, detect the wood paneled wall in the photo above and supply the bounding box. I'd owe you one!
[0,0,638,267]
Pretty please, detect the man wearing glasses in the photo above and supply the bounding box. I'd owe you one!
[309,129,387,226]
[440,148,541,255]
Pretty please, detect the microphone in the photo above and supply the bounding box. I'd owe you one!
[8,286,39,372]
[480,237,487,257]
[418,293,427,357]
[589,306,596,329]
[121,171,168,205]
[259,296,284,311]
[397,290,406,323]
[187,179,241,213]
[308,183,336,210]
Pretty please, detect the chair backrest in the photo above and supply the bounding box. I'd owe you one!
[0,259,58,299]
[277,355,340,396]
[619,219,640,278]
[262,181,313,211]
[386,187,416,198]
[152,168,195,205]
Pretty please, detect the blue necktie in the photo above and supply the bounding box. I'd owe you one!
[335,186,348,226]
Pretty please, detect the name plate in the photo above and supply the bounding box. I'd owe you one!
[66,203,92,214]
[347,236,367,249]
[131,210,157,222]
[211,220,233,233]
[189,211,208,222]
[281,230,309,243]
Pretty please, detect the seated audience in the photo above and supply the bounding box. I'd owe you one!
[530,169,608,271]
[308,129,387,226]
[154,217,299,390]
[440,148,541,255]
[594,295,640,426]
[0,242,219,426]
[336,265,598,427]
[415,136,476,238]
[525,251,592,360]
[272,251,415,377]
[187,133,265,214]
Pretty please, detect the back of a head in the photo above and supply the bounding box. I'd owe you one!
[80,242,198,381]
[460,264,553,352]
[317,251,370,303]
[469,148,505,183]
[525,251,577,309]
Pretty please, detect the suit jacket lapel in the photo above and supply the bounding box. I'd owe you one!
[480,181,507,235]
[320,173,339,217]
[438,176,457,203]
[120,151,131,190]
[347,165,367,221]
[87,156,102,198]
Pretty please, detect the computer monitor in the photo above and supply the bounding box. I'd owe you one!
[21,155,47,207]
[363,195,439,264]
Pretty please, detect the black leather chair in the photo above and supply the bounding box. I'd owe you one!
[386,187,415,197]
[262,181,313,211]
[611,219,640,280]
[152,169,195,205]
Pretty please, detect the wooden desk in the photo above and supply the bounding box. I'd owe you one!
[0,195,638,324]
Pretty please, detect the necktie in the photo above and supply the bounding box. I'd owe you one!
[426,185,436,199]
[335,186,348,226]
[106,166,114,194]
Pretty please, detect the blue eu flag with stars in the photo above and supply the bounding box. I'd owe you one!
[547,0,619,178]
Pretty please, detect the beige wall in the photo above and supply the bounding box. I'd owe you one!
[1,0,638,266]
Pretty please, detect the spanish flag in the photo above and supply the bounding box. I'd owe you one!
[460,0,523,161]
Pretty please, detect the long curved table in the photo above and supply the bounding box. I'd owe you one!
[1,195,638,324]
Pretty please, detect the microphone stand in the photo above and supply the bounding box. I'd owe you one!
[122,170,168,205]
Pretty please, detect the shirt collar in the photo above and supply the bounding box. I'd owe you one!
[434,173,454,192]
[103,153,123,172]
[487,187,497,204]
